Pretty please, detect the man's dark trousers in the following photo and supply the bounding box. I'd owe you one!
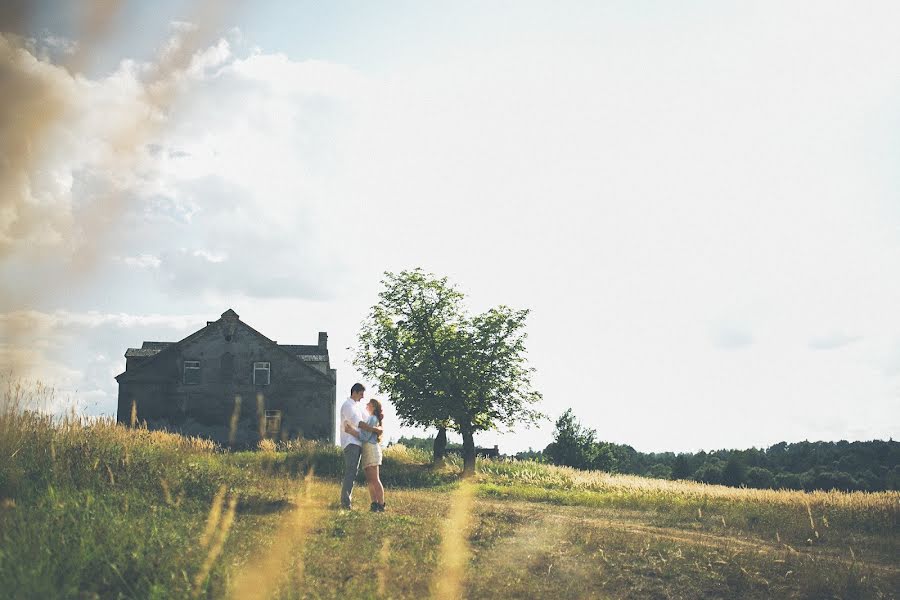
[341,444,362,508]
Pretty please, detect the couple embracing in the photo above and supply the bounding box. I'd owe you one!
[340,383,386,512]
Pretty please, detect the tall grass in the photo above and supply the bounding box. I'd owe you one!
[2,381,897,598]
[0,380,289,598]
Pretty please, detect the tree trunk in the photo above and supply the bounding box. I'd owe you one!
[461,427,476,477]
[433,426,448,466]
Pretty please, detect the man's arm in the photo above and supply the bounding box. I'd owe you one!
[344,422,361,439]
[358,421,383,435]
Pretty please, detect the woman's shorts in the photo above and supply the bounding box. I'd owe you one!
[361,442,382,468]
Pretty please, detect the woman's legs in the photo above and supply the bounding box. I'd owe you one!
[372,465,384,505]
[364,466,377,503]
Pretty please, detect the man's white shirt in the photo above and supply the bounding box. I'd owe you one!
[340,397,367,449]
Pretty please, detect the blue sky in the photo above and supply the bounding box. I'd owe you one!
[2,1,899,452]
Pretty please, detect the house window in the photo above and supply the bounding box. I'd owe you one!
[183,360,201,385]
[253,362,270,385]
[265,410,281,438]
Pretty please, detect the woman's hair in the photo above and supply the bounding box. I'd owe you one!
[368,399,384,425]
[368,399,384,442]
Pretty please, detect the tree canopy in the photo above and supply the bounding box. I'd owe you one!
[354,269,543,473]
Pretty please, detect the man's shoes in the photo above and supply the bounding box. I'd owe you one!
[370,502,379,512]
[376,503,385,512]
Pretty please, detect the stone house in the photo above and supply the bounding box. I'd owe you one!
[115,309,336,445]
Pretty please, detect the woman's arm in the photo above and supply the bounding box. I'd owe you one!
[343,422,361,439]
[357,421,383,435]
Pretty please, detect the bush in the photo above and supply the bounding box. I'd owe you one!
[774,472,802,490]
[646,463,672,480]
[693,460,724,485]
[745,467,775,489]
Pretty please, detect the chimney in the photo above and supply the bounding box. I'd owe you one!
[318,332,328,350]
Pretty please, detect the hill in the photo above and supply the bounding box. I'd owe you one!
[1,399,898,598]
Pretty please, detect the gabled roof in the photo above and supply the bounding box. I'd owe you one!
[125,348,164,358]
[280,344,324,356]
[125,341,173,358]
[116,309,334,383]
[142,341,172,349]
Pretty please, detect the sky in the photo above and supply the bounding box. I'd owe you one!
[1,1,899,453]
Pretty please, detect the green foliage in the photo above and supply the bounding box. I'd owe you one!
[396,435,463,454]
[694,459,725,485]
[722,455,746,487]
[745,466,775,489]
[544,409,619,472]
[647,463,672,480]
[354,269,543,472]
[542,409,900,492]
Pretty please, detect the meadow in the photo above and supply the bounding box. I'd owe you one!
[1,385,898,599]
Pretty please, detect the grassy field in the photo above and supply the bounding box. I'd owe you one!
[2,391,898,599]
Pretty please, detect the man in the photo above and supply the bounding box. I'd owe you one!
[340,382,367,509]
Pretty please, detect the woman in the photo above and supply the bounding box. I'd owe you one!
[344,398,385,512]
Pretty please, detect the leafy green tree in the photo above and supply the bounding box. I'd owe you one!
[354,270,463,464]
[774,472,802,490]
[672,454,692,480]
[694,459,724,485]
[543,409,619,473]
[544,409,599,471]
[745,466,775,489]
[354,269,542,474]
[647,463,673,480]
[722,455,747,487]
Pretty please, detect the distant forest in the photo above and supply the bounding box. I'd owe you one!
[396,410,900,492]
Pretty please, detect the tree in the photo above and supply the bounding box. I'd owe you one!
[672,454,692,480]
[354,269,542,474]
[694,459,724,485]
[647,463,673,480]
[722,455,747,487]
[355,270,463,464]
[744,466,775,489]
[544,409,599,470]
[543,409,619,473]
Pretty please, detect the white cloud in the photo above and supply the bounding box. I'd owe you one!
[113,254,161,269]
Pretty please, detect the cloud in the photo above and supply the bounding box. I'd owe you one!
[711,325,754,350]
[0,309,207,415]
[0,27,356,310]
[113,254,161,269]
[809,332,863,351]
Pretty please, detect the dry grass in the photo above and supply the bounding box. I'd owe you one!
[2,382,897,598]
[228,471,324,600]
[431,481,475,600]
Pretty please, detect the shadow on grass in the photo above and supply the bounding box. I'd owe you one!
[236,497,294,515]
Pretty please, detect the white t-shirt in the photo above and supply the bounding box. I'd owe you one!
[340,397,366,449]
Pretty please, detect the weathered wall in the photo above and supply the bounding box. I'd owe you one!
[116,318,335,445]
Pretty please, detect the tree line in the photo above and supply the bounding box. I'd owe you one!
[538,409,900,492]
[398,410,899,492]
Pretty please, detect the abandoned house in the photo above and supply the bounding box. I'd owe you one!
[115,309,336,445]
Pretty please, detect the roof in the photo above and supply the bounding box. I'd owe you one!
[279,344,325,356]
[119,309,331,385]
[142,341,173,350]
[124,341,173,358]
[125,348,165,358]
